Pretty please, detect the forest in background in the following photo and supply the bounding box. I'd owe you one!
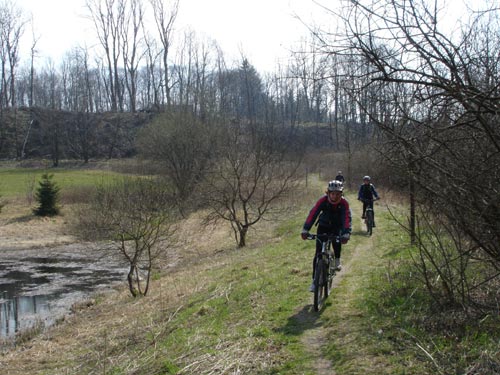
[0,0,376,162]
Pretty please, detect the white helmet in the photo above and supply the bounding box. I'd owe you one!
[363,175,371,181]
[327,180,344,192]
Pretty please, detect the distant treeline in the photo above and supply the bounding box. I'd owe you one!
[0,107,154,164]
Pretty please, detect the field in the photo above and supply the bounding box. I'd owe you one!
[0,161,127,199]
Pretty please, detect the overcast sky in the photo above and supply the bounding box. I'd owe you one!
[16,0,327,73]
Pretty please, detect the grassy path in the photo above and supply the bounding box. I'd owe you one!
[297,204,377,375]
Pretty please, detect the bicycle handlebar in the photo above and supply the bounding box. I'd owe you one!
[360,197,379,202]
[306,233,340,241]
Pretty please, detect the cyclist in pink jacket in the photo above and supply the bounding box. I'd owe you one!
[301,180,352,291]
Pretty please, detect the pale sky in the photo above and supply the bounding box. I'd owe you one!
[16,0,326,73]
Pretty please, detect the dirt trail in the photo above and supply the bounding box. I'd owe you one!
[298,222,374,374]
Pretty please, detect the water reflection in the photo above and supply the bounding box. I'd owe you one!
[0,294,50,337]
[0,251,126,339]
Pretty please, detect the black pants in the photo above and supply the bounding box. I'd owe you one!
[312,226,341,278]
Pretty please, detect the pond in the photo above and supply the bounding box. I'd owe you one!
[0,244,127,339]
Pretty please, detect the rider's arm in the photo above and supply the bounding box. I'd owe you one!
[371,184,379,199]
[348,207,352,232]
[341,199,352,233]
[303,195,327,231]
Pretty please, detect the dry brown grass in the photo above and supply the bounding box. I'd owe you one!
[0,201,76,251]
[0,223,227,374]
[0,189,290,374]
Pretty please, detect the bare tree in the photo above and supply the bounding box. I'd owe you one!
[172,30,216,119]
[136,110,213,206]
[121,0,145,112]
[150,0,179,108]
[61,47,93,112]
[0,0,24,109]
[76,177,176,297]
[314,0,500,308]
[140,33,162,110]
[27,18,39,108]
[0,1,25,158]
[86,0,125,111]
[205,121,303,247]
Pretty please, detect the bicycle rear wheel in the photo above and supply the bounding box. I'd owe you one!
[313,258,327,311]
[366,209,374,235]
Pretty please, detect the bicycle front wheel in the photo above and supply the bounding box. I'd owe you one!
[313,258,327,311]
[327,258,334,293]
[366,209,374,236]
[324,257,331,298]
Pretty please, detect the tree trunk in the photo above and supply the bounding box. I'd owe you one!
[238,227,248,248]
[127,265,138,297]
[409,174,416,246]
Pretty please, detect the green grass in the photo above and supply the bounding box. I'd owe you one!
[318,203,437,375]
[0,167,122,198]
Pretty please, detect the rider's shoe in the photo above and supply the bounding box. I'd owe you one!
[309,282,315,292]
[373,222,376,227]
[334,258,342,271]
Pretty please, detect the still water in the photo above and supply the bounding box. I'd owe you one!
[0,246,126,339]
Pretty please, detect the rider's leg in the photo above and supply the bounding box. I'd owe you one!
[333,240,342,271]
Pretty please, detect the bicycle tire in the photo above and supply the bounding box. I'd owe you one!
[366,209,374,235]
[327,257,334,293]
[313,258,326,311]
[324,257,331,298]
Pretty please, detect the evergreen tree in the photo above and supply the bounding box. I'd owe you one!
[33,173,60,216]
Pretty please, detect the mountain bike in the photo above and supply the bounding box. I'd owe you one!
[306,233,339,311]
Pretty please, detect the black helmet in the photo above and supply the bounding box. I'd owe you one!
[327,180,344,192]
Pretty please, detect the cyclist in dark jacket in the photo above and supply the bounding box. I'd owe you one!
[335,171,345,183]
[301,180,352,292]
[357,175,379,223]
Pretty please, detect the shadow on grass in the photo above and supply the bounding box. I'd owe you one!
[276,301,331,336]
[351,229,369,237]
[6,214,38,224]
